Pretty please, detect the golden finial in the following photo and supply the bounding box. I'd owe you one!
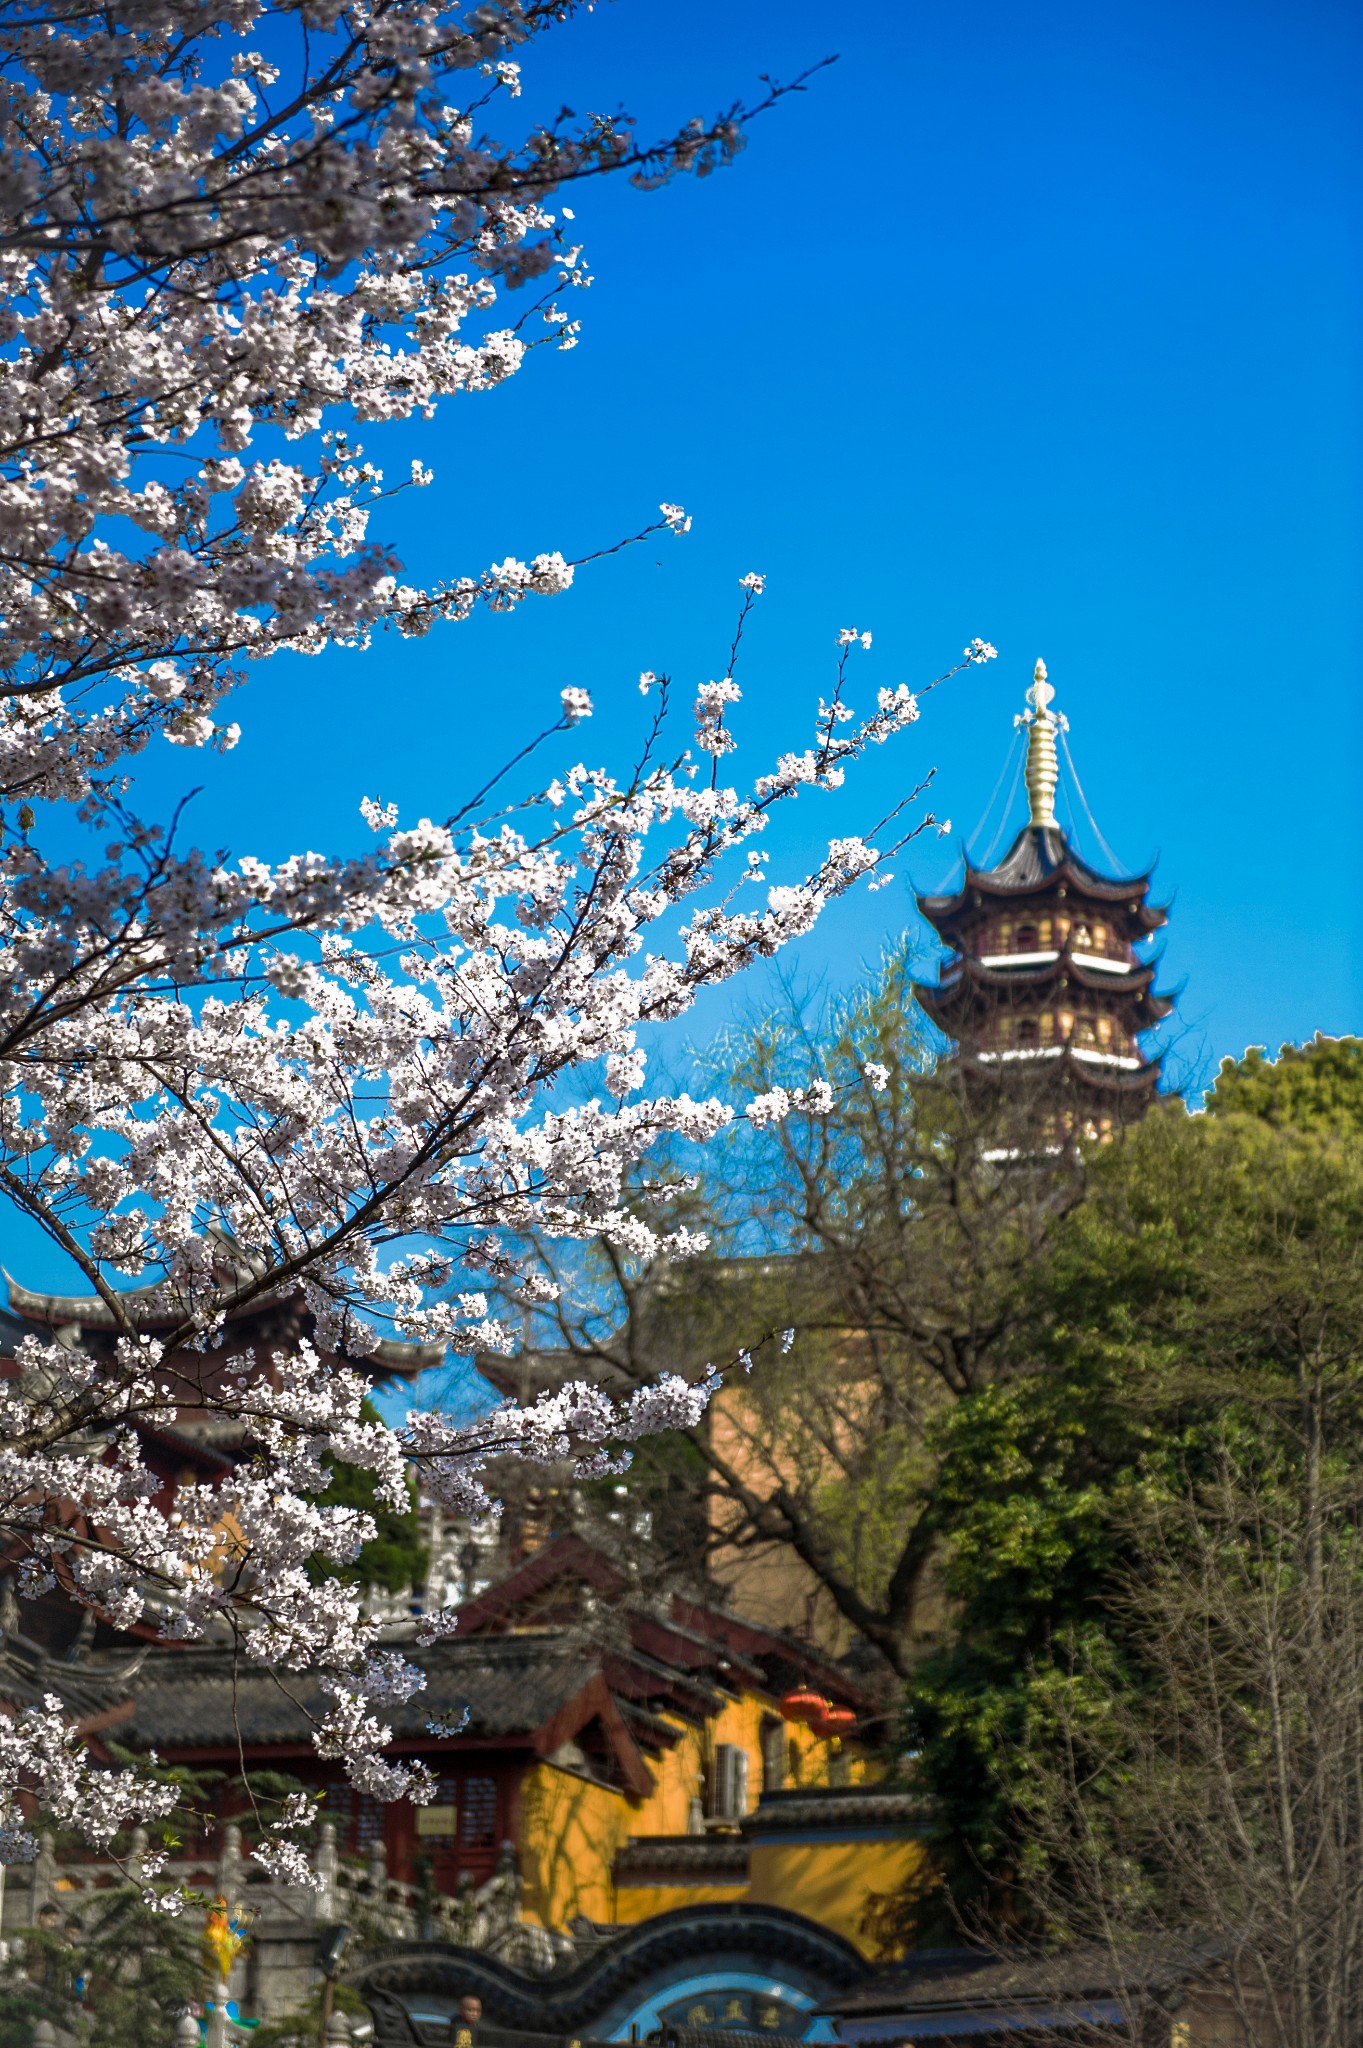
[1023,659,1059,828]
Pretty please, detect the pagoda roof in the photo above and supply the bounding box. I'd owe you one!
[0,1267,444,1378]
[918,824,1166,933]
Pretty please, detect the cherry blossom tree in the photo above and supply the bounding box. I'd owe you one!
[0,0,996,1891]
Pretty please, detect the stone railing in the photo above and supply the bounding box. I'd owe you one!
[2,1822,546,2023]
[27,2007,359,2048]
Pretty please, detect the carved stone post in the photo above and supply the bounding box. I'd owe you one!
[206,1983,231,2048]
[314,1822,338,1922]
[215,1823,242,1911]
[31,1834,55,1922]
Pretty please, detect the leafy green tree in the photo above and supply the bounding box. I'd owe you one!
[897,1037,1363,1941]
[314,1398,427,1597]
[0,1928,77,2048]
[80,1881,205,2048]
[1207,1032,1363,1134]
[249,1980,371,2048]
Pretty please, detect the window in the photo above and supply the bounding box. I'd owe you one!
[707,1744,750,1822]
[352,1791,386,1852]
[1016,1017,1039,1046]
[1016,923,1038,951]
[760,1719,786,1794]
[461,1777,497,1847]
[1037,917,1053,947]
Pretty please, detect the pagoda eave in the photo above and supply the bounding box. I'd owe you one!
[918,888,1167,945]
[914,976,1173,1034]
[927,954,1162,1000]
[964,1048,1164,1095]
[0,1270,444,1378]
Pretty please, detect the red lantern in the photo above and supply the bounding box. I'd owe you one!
[814,1705,857,1739]
[780,1686,827,1725]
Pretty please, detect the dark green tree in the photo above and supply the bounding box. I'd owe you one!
[1207,1032,1363,1135]
[0,1928,78,2048]
[80,1881,206,2048]
[896,1036,1363,1944]
[314,1397,427,1597]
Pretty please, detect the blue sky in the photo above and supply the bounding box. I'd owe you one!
[7,0,1360,1295]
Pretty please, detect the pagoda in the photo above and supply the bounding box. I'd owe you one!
[913,660,1173,1136]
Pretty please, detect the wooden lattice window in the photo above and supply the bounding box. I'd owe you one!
[460,1777,497,1847]
[353,1791,386,1851]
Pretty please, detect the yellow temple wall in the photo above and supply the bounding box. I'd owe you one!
[746,1835,930,1956]
[517,1686,879,1932]
[517,1764,627,1927]
[609,1880,749,1924]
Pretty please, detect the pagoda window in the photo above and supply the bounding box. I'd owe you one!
[1074,1016,1097,1047]
[1016,1017,1039,1047]
[1097,1016,1113,1045]
[998,919,1014,949]
[1037,917,1053,948]
[1072,921,1091,949]
[1040,1011,1054,1042]
[1016,922,1039,952]
[1058,1009,1075,1039]
[1093,922,1108,949]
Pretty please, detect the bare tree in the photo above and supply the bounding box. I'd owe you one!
[483,947,1091,1677]
[1004,1451,1363,2048]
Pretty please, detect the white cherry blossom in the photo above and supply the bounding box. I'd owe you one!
[0,0,991,1886]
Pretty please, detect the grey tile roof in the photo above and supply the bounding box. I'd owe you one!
[123,1634,599,1750]
[821,1941,1204,2016]
[742,1788,933,1837]
[612,1837,749,1884]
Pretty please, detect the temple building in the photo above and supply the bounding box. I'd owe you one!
[913,661,1174,1137]
[0,1529,927,2034]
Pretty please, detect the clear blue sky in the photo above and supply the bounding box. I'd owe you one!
[7,0,1361,1293]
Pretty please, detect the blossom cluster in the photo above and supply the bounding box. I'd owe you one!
[0,0,785,804]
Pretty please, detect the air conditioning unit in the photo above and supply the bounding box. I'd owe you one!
[707,1744,749,1824]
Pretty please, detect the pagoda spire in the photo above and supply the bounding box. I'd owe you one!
[1021,658,1061,828]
